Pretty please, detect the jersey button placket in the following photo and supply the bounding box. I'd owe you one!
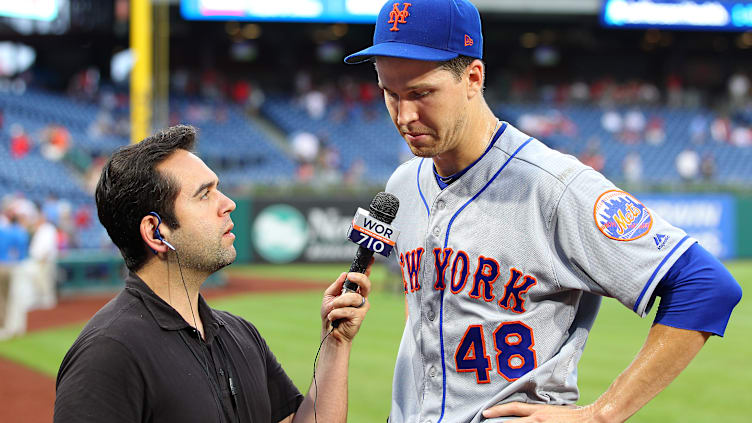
[427,309,435,321]
[432,226,441,237]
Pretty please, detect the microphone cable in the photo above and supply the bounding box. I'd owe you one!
[168,248,230,422]
[174,250,201,339]
[312,325,334,423]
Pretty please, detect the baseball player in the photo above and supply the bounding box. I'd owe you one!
[345,1,742,422]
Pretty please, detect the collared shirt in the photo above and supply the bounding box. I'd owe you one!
[54,272,303,423]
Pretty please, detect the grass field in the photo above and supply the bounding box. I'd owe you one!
[0,260,748,422]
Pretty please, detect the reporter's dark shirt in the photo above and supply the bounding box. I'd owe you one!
[54,273,303,423]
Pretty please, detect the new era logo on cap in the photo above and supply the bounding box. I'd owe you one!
[344,0,483,64]
[388,3,412,32]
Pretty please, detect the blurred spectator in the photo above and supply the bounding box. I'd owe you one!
[4,194,36,220]
[291,131,320,184]
[730,126,752,147]
[19,210,59,309]
[345,158,366,186]
[518,113,553,138]
[0,208,30,340]
[645,116,666,145]
[55,201,74,250]
[569,81,589,103]
[315,140,343,186]
[666,73,683,107]
[689,114,708,145]
[88,110,115,139]
[0,211,29,262]
[601,110,623,134]
[579,138,605,172]
[40,124,71,161]
[509,75,535,102]
[303,89,327,120]
[231,80,251,104]
[199,70,223,100]
[517,110,577,140]
[590,78,612,105]
[622,152,643,184]
[295,70,313,95]
[638,82,660,104]
[73,204,93,232]
[84,156,107,194]
[290,131,319,164]
[359,81,379,105]
[42,195,62,227]
[10,123,31,158]
[68,67,100,100]
[296,162,315,184]
[622,109,646,143]
[676,149,700,182]
[247,83,266,116]
[728,71,750,109]
[710,116,731,143]
[700,153,716,181]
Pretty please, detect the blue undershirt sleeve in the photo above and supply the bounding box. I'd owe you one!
[652,242,742,337]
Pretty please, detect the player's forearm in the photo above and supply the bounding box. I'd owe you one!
[590,323,710,422]
[292,336,352,423]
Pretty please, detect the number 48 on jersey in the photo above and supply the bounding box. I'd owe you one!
[454,321,537,383]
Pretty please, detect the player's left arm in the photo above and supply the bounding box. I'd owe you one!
[483,243,742,422]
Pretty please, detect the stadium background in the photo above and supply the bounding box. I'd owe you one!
[0,0,749,421]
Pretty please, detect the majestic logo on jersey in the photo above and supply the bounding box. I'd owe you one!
[653,233,669,250]
[594,190,652,241]
[388,3,412,32]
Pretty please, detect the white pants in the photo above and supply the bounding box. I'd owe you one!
[0,264,32,340]
[17,259,57,310]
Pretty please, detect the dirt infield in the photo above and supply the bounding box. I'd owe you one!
[0,276,328,423]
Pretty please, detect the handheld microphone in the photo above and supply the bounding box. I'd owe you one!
[332,192,399,328]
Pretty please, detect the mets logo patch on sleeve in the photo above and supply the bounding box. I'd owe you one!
[593,190,652,241]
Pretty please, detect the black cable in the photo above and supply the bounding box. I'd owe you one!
[171,249,230,421]
[313,326,334,423]
[174,250,201,339]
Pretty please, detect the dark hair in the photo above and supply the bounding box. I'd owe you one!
[95,125,197,271]
[438,55,480,80]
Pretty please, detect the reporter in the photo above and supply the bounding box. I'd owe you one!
[54,125,369,423]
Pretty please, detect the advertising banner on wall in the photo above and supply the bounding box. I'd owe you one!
[248,193,737,263]
[639,193,736,260]
[249,197,371,264]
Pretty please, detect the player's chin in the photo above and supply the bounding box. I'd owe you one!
[406,142,438,158]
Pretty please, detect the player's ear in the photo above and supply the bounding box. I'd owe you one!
[466,59,484,99]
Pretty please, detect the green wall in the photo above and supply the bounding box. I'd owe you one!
[232,197,253,263]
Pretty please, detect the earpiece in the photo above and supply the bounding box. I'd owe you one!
[149,212,176,253]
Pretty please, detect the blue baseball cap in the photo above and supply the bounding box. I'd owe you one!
[344,0,483,64]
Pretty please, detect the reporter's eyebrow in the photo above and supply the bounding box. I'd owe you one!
[192,180,216,198]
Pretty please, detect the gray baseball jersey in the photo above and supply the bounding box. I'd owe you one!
[385,122,696,423]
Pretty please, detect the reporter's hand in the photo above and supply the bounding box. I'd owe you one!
[320,261,373,343]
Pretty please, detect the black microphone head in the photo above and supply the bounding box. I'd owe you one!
[369,192,399,224]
